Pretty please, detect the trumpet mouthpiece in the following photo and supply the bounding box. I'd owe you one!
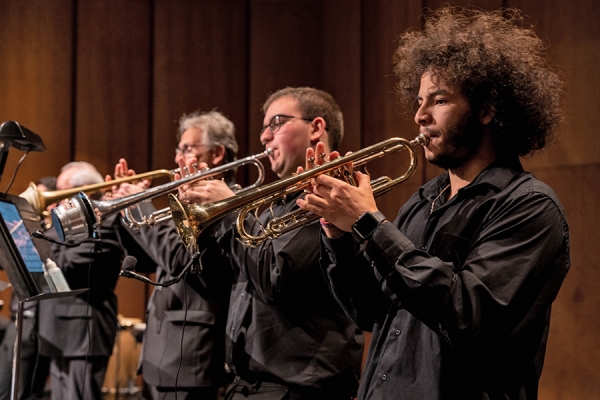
[411,133,429,146]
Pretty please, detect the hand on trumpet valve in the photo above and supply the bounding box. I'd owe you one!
[104,158,149,200]
[175,156,201,194]
[177,179,236,205]
[298,142,339,194]
[175,157,235,205]
[297,142,379,233]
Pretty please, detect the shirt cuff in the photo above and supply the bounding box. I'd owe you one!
[322,230,359,257]
[364,221,415,270]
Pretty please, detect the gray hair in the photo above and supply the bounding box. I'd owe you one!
[177,110,239,163]
[60,161,103,187]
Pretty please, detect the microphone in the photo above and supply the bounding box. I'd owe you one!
[119,252,201,287]
[119,256,138,278]
[32,230,100,248]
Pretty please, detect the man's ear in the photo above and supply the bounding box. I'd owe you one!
[211,145,226,165]
[479,101,496,126]
[309,117,327,144]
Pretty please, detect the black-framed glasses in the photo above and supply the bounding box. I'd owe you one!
[260,114,313,136]
[174,143,208,155]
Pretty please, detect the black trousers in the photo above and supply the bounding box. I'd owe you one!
[0,317,50,400]
[49,355,109,400]
[225,377,354,400]
[147,384,219,400]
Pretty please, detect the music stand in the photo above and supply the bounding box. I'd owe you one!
[0,194,87,400]
[0,121,84,399]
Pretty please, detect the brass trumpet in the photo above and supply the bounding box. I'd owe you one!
[51,149,272,242]
[169,133,428,253]
[19,169,173,223]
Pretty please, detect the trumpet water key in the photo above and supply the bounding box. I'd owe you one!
[169,133,429,253]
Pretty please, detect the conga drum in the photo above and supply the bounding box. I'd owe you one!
[103,315,144,399]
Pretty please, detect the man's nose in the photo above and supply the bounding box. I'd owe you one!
[414,104,432,126]
[260,129,273,147]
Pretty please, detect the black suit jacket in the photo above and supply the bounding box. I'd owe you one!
[119,202,232,388]
[38,215,124,358]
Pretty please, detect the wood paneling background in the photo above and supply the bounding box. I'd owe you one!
[0,0,597,398]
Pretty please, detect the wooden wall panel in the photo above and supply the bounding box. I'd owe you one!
[512,0,600,170]
[153,0,249,176]
[361,1,426,218]
[75,0,151,177]
[532,164,600,400]
[248,0,325,184]
[0,0,74,319]
[75,0,152,319]
[0,0,74,194]
[248,0,362,181]
[322,0,362,154]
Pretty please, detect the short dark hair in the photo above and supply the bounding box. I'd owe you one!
[393,6,565,157]
[262,87,344,151]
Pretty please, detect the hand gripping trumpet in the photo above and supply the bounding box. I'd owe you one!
[51,149,272,242]
[169,133,429,253]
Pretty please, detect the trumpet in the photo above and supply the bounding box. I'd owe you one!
[51,149,272,242]
[169,133,429,253]
[19,169,173,224]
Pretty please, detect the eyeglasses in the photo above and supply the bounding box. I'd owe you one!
[260,114,313,136]
[174,143,207,155]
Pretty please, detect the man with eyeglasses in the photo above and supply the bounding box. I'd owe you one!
[176,87,364,400]
[110,110,238,400]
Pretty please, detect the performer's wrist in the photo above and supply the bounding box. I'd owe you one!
[319,217,334,227]
[320,218,344,239]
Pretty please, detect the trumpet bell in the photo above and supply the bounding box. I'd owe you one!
[51,192,96,242]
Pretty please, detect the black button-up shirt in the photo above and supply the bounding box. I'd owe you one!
[214,191,364,399]
[322,160,570,400]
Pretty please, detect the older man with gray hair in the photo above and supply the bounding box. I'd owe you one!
[111,109,239,400]
[37,160,126,400]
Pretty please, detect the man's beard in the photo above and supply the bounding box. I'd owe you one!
[427,112,484,170]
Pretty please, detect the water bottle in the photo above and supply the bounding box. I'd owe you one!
[45,258,70,292]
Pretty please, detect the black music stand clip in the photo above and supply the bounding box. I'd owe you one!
[0,121,46,183]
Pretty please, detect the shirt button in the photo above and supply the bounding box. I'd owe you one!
[382,374,387,381]
[395,330,401,336]
[421,245,428,250]
[241,293,244,297]
[371,261,376,268]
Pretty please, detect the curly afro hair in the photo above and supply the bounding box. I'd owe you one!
[393,6,565,157]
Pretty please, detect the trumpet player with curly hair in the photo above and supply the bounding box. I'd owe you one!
[298,6,570,400]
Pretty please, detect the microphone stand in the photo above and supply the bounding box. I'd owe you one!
[120,252,201,287]
[11,301,24,400]
[32,230,100,248]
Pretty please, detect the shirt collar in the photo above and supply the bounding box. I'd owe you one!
[419,156,524,201]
